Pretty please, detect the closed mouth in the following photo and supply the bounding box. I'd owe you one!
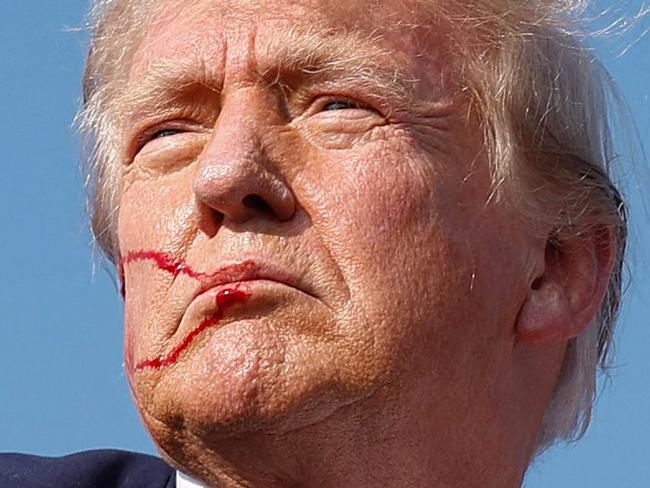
[194,260,316,300]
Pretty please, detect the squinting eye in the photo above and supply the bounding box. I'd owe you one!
[134,127,186,155]
[151,128,183,139]
[323,100,361,111]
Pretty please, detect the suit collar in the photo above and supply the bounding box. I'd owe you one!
[177,471,207,488]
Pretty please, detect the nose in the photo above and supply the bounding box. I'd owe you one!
[192,94,296,224]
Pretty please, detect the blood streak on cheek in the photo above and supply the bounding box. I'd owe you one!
[120,251,253,371]
[121,250,256,290]
[121,250,207,281]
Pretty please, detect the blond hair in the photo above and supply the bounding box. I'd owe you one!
[79,0,628,455]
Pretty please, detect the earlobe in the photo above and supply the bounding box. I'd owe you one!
[515,228,615,345]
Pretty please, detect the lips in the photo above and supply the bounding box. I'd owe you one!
[122,250,317,300]
[193,259,315,300]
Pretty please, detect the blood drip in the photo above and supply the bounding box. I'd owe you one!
[134,288,250,370]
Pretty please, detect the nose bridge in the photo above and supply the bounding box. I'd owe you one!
[192,87,296,223]
[202,87,265,170]
[195,24,280,191]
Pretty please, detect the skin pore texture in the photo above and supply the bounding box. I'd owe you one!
[117,1,615,486]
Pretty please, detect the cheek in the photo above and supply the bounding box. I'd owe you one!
[118,169,197,256]
[306,139,461,280]
[298,143,466,368]
[301,135,515,383]
[118,172,198,372]
[118,173,197,310]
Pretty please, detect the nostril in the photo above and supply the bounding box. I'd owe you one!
[242,194,273,215]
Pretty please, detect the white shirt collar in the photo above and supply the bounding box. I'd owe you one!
[176,471,207,488]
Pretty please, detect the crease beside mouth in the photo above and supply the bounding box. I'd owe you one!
[136,287,250,371]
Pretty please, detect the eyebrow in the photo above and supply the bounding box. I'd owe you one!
[116,26,424,123]
[262,26,419,97]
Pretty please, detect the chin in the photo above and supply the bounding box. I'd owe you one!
[132,318,367,445]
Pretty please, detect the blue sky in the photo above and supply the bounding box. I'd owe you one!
[0,1,647,486]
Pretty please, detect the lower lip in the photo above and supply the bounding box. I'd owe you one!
[134,287,250,371]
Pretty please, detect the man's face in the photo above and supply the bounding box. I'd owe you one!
[118,0,534,464]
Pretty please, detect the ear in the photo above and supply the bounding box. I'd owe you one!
[515,227,616,345]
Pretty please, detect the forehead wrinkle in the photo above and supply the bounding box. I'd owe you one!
[119,29,419,123]
[257,26,422,106]
[116,3,454,126]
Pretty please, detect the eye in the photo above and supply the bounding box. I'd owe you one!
[322,100,362,111]
[134,127,186,154]
[150,128,183,139]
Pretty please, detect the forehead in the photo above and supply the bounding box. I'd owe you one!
[140,0,433,40]
[129,0,454,85]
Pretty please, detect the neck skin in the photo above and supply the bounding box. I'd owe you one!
[154,374,548,488]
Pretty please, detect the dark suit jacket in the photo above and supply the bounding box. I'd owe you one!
[0,449,175,488]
